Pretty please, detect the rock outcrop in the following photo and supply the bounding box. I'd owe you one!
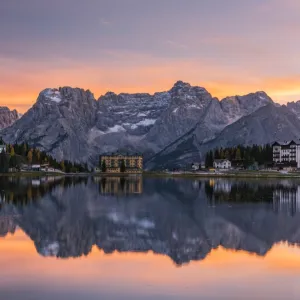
[0,107,19,130]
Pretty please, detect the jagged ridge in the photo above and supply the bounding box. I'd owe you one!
[1,81,299,169]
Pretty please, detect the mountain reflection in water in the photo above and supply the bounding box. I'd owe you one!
[1,176,300,265]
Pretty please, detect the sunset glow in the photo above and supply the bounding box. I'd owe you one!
[1,0,300,113]
[1,230,300,299]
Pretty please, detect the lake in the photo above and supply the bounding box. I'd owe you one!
[0,175,300,300]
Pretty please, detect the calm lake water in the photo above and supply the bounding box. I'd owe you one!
[1,176,300,300]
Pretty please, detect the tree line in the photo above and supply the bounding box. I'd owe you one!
[205,144,273,168]
[0,138,89,173]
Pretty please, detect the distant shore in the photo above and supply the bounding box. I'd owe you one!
[2,170,300,179]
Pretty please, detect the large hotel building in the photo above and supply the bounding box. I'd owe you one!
[273,140,300,168]
[100,153,143,173]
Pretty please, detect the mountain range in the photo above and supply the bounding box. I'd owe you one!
[1,81,300,169]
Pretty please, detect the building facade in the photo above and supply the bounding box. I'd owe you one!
[100,154,143,173]
[213,159,232,169]
[273,141,300,168]
[0,139,6,153]
[94,176,143,195]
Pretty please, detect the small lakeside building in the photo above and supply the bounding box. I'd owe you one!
[213,159,232,170]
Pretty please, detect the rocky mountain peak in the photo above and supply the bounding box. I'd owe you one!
[286,100,300,119]
[59,86,95,101]
[38,87,96,106]
[169,81,209,98]
[39,88,62,104]
[103,91,117,98]
[0,106,19,129]
[172,80,191,89]
[219,91,274,124]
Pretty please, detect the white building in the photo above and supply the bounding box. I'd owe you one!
[273,140,300,168]
[0,139,6,153]
[213,159,232,169]
[191,163,200,171]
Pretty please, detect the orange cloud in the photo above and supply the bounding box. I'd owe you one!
[1,53,300,113]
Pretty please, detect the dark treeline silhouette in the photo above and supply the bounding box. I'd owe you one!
[0,138,89,173]
[205,181,275,203]
[205,144,273,168]
[0,176,89,206]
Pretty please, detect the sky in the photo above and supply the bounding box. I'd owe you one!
[1,0,300,113]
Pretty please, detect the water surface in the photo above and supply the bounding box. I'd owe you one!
[1,176,300,300]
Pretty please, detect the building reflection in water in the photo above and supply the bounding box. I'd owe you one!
[273,186,300,216]
[206,179,300,215]
[93,176,143,195]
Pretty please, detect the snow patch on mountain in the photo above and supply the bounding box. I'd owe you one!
[107,212,155,229]
[137,119,156,126]
[44,89,62,103]
[137,112,148,117]
[105,125,126,133]
[188,104,203,110]
[40,241,60,256]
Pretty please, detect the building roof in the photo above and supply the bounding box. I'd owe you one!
[273,140,300,146]
[214,159,231,163]
[102,152,143,157]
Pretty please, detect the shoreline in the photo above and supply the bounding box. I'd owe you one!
[1,171,300,179]
[143,171,300,179]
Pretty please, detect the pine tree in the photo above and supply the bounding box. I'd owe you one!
[120,159,126,173]
[205,151,214,168]
[101,160,107,172]
[9,156,17,168]
[214,149,220,159]
[10,146,15,157]
[0,149,9,173]
[22,143,27,156]
[225,149,230,159]
[235,148,241,160]
[205,153,210,168]
[27,150,33,165]
[220,148,225,159]
[36,150,41,163]
[209,151,214,167]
